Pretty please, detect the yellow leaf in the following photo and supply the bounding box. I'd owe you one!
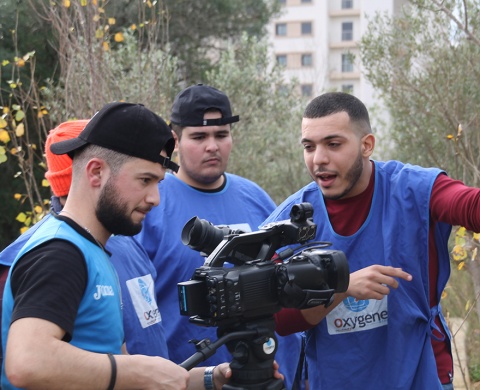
[63,0,71,7]
[15,123,25,137]
[130,24,137,31]
[456,227,466,236]
[441,290,447,300]
[452,245,467,261]
[0,145,5,155]
[457,261,465,270]
[92,0,97,5]
[16,212,27,223]
[0,129,10,143]
[2,60,10,66]
[0,118,7,129]
[95,28,104,39]
[25,217,31,227]
[114,32,124,42]
[9,83,17,89]
[37,111,43,118]
[34,205,43,214]
[13,193,22,200]
[0,153,6,164]
[446,134,454,140]
[31,144,37,151]
[42,179,50,187]
[93,14,100,22]
[465,300,471,312]
[473,232,480,241]
[472,247,478,261]
[10,147,17,155]
[12,105,20,111]
[15,110,25,122]
[2,107,9,114]
[103,41,110,51]
[457,123,463,137]
[16,59,25,67]
[20,227,28,234]
[81,0,87,6]
[98,7,105,13]
[454,232,466,246]
[108,18,116,25]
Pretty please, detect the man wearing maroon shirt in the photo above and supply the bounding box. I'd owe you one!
[264,92,480,389]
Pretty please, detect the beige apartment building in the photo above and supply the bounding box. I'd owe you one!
[268,0,407,110]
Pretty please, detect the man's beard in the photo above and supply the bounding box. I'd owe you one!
[323,150,363,200]
[96,178,142,236]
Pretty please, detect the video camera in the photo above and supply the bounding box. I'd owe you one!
[177,202,349,389]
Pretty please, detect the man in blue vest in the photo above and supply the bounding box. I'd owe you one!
[1,103,240,389]
[0,119,169,365]
[137,84,303,389]
[268,92,480,389]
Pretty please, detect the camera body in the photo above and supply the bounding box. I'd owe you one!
[178,203,349,328]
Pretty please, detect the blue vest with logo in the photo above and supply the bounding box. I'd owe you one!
[263,160,452,390]
[2,217,123,389]
[137,172,303,389]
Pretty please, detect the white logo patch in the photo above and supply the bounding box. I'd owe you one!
[326,296,388,335]
[126,274,161,328]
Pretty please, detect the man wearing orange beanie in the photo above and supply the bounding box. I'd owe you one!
[0,119,169,366]
[44,120,89,198]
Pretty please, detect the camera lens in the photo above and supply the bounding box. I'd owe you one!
[181,217,230,255]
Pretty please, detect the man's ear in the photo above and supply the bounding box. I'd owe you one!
[171,129,180,152]
[362,133,375,157]
[85,158,107,187]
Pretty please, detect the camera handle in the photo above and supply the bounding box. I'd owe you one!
[180,329,261,371]
[180,317,285,390]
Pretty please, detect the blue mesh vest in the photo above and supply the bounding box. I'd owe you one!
[2,217,123,390]
[263,160,452,390]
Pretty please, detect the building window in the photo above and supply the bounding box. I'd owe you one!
[342,22,353,41]
[341,0,353,9]
[342,54,354,72]
[301,54,313,67]
[301,84,313,97]
[276,23,287,36]
[301,22,312,35]
[342,84,354,93]
[276,54,287,67]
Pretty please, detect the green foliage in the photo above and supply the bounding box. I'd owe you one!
[42,31,179,121]
[204,34,311,204]
[361,2,480,187]
[0,0,58,102]
[162,0,281,82]
[361,2,480,382]
[0,51,53,249]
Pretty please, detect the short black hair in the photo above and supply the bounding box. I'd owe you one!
[304,92,371,134]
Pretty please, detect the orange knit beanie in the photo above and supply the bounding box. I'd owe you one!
[44,120,89,197]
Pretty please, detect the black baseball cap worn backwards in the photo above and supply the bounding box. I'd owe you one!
[50,102,179,172]
[170,84,240,127]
